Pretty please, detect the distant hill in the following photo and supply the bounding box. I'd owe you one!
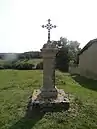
[0,53,20,60]
[0,51,42,60]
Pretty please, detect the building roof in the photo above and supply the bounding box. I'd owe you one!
[78,38,97,55]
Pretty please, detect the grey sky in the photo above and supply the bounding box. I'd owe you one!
[0,0,97,52]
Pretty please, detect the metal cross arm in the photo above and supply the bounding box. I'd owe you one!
[42,19,57,43]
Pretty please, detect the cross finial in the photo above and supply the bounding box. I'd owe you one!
[42,19,57,43]
[48,19,51,22]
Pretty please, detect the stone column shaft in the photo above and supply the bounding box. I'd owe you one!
[41,47,58,98]
[43,57,55,90]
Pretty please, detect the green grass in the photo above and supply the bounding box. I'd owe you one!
[0,70,97,129]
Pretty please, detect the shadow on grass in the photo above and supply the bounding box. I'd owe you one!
[8,91,69,129]
[72,74,97,91]
[9,104,45,129]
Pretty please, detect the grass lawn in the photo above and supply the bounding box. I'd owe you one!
[0,70,97,129]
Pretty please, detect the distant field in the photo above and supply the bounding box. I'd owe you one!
[0,70,97,129]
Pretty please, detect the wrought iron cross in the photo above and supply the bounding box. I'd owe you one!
[42,19,56,43]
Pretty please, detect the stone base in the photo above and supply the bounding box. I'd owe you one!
[40,87,58,98]
[28,89,69,112]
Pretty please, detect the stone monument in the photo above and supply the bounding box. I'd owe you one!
[29,19,69,111]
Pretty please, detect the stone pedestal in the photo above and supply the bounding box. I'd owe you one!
[30,89,69,112]
[28,43,69,112]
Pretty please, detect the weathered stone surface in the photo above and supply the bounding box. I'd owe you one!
[41,46,58,98]
[28,89,69,112]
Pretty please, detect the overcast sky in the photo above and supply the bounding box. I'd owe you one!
[0,0,97,53]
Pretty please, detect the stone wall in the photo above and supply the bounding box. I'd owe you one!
[79,43,97,80]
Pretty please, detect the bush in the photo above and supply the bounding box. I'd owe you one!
[36,62,43,69]
[12,61,35,70]
[56,48,69,72]
[0,65,4,69]
[0,60,35,70]
[3,62,12,69]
